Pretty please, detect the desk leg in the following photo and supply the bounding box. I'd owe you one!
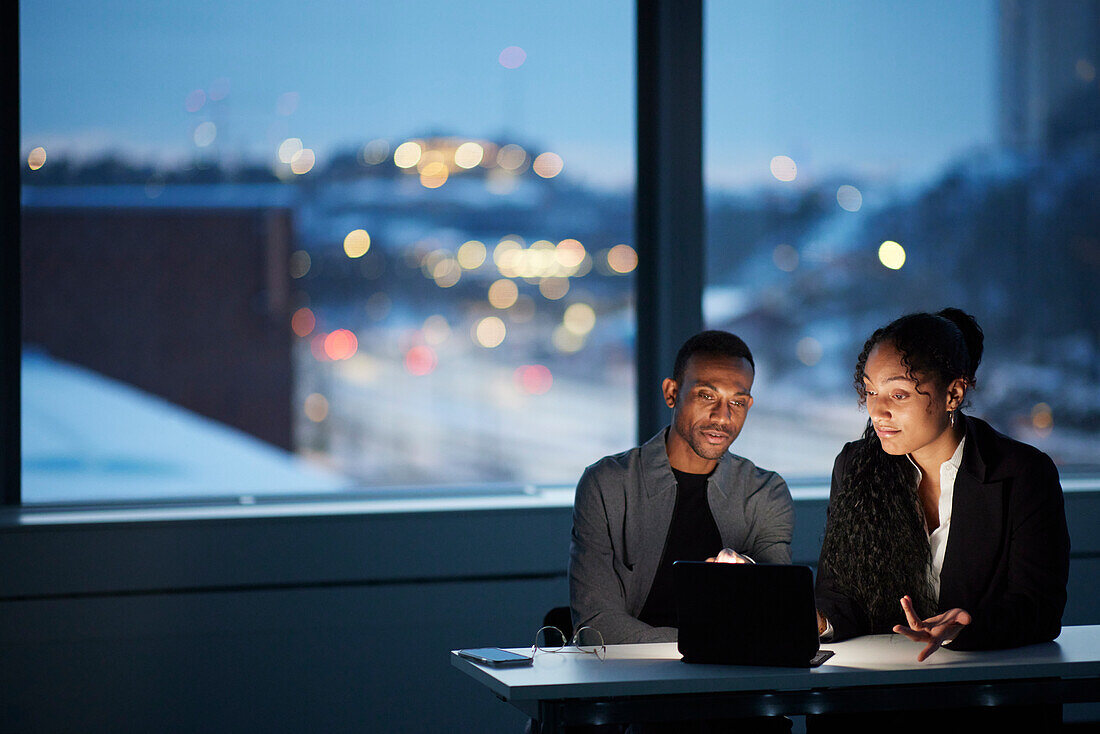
[537,700,563,734]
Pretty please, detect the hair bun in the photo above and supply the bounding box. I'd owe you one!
[936,307,983,380]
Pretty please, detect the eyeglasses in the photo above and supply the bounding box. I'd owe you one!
[533,625,606,661]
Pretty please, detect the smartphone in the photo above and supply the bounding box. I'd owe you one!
[457,647,534,668]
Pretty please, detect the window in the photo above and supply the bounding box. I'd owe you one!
[705,0,1100,479]
[19,0,636,503]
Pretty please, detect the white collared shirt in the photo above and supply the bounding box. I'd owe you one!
[820,436,966,641]
[908,435,966,600]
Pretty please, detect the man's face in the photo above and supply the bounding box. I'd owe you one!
[663,353,755,472]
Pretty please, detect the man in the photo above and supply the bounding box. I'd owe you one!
[569,330,794,643]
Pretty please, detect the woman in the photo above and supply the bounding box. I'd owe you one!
[815,308,1070,663]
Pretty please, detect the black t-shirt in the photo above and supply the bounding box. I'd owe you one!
[637,468,724,629]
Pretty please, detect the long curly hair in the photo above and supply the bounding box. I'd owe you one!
[819,308,984,629]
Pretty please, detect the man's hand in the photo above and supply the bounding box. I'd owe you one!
[705,548,752,564]
[892,595,971,662]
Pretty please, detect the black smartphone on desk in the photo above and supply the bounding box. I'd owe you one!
[457,647,534,668]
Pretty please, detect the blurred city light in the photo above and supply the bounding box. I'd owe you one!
[405,345,437,376]
[772,244,799,272]
[324,329,359,360]
[539,277,570,300]
[499,45,527,69]
[488,278,519,309]
[837,185,863,212]
[454,141,485,169]
[497,144,527,171]
[796,336,823,366]
[290,148,316,174]
[563,302,596,335]
[184,89,206,112]
[422,315,451,345]
[607,244,638,274]
[770,155,797,182]
[343,229,371,258]
[304,393,329,422]
[515,364,553,395]
[432,257,461,287]
[1031,402,1053,434]
[555,239,586,268]
[456,240,487,269]
[291,307,316,338]
[552,324,585,353]
[193,121,217,147]
[420,160,449,188]
[475,316,507,348]
[533,152,564,178]
[394,141,422,168]
[878,240,906,270]
[27,147,47,171]
[278,137,303,164]
[289,250,311,279]
[361,139,390,165]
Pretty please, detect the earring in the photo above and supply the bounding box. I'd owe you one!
[950,410,957,428]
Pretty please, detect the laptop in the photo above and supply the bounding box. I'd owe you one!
[673,561,833,667]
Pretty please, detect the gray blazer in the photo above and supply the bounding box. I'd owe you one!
[568,428,794,643]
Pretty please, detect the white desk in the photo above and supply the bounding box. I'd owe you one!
[451,625,1100,732]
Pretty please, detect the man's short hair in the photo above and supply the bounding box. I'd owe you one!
[672,330,755,384]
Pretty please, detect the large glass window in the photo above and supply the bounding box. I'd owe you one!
[20,1,636,502]
[705,0,1100,479]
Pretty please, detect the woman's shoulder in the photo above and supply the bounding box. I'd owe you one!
[965,414,1057,480]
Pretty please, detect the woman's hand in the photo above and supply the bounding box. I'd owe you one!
[892,595,971,661]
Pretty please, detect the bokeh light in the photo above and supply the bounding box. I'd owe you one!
[773,244,799,272]
[457,240,487,269]
[184,89,206,112]
[770,155,797,182]
[290,148,316,174]
[555,239,586,269]
[454,142,485,169]
[497,144,527,171]
[607,244,638,274]
[394,141,422,169]
[796,336,823,366]
[27,147,47,171]
[422,315,451,345]
[499,45,527,69]
[361,139,390,165]
[488,279,519,309]
[552,324,585,353]
[278,137,303,164]
[539,277,570,300]
[432,257,461,287]
[344,229,371,258]
[837,185,863,212]
[475,316,507,348]
[291,307,316,337]
[420,160,449,188]
[405,345,438,376]
[324,329,359,360]
[193,121,217,147]
[1031,402,1053,434]
[563,302,597,335]
[304,393,329,422]
[514,364,553,395]
[878,240,906,270]
[289,250,312,279]
[533,152,564,178]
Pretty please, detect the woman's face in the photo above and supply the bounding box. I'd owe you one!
[861,342,955,457]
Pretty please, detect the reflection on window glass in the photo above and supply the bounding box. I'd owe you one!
[20,0,635,502]
[705,0,1100,479]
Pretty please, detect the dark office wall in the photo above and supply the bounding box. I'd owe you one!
[1,493,1097,732]
[20,207,294,450]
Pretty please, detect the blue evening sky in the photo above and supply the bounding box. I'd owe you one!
[20,0,994,189]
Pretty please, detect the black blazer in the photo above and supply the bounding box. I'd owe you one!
[815,414,1070,650]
